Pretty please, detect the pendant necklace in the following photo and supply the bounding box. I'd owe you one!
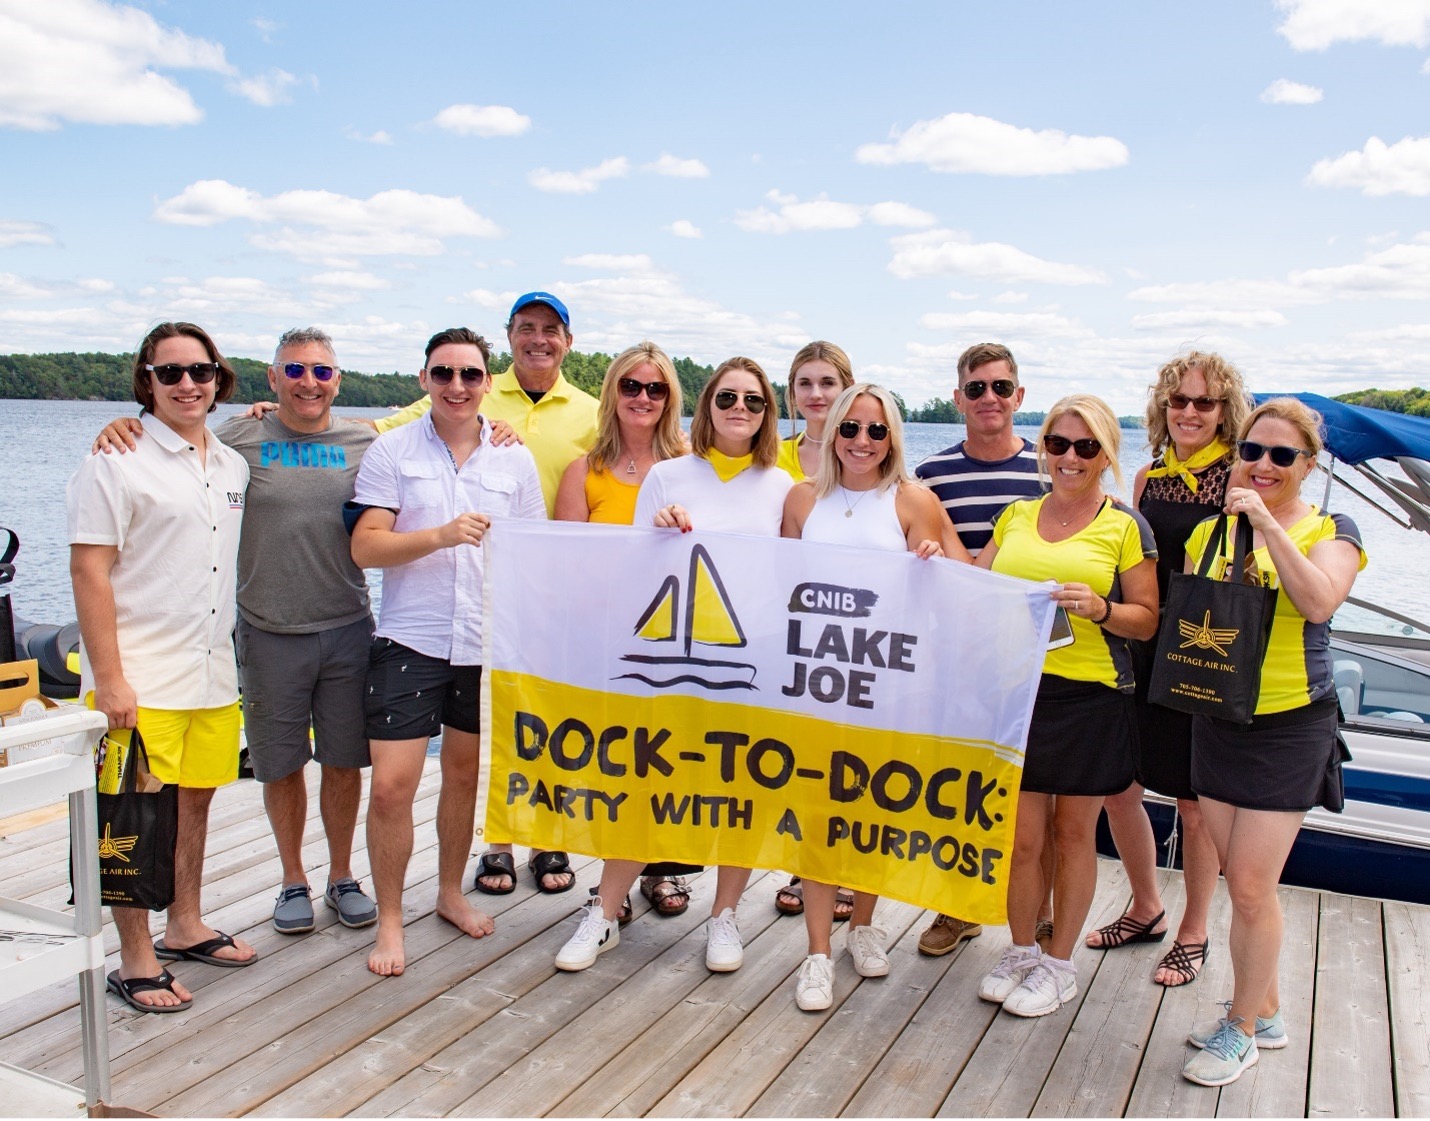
[626,456,636,476]
[841,485,871,519]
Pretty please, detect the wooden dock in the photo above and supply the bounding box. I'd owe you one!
[1,760,1426,1118]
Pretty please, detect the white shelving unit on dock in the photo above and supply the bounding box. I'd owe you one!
[0,708,112,1115]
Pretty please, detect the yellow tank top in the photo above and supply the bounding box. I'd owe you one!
[777,434,809,481]
[584,467,640,525]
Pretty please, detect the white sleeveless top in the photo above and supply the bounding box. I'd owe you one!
[802,483,906,551]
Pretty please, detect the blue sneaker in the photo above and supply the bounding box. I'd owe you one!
[325,877,378,929]
[1189,1002,1287,1051]
[272,884,314,934]
[1183,1019,1258,1086]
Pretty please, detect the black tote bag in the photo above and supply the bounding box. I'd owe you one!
[1148,514,1277,725]
[95,729,179,910]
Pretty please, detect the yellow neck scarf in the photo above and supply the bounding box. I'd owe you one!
[707,449,755,482]
[1145,437,1231,494]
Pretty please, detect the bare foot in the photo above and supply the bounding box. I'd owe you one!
[159,922,256,964]
[368,922,406,976]
[436,892,495,938]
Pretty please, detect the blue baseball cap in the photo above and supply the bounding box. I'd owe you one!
[509,291,570,328]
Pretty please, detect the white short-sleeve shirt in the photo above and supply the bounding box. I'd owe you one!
[634,456,792,538]
[353,413,546,664]
[66,411,249,709]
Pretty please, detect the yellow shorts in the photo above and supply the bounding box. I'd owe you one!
[88,697,241,789]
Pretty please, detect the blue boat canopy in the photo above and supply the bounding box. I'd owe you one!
[1254,392,1430,466]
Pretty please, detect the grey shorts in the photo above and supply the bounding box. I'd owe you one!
[236,615,375,782]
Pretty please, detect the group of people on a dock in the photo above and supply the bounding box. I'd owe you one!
[68,289,1364,1088]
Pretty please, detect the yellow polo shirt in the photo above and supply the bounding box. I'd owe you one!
[372,371,599,516]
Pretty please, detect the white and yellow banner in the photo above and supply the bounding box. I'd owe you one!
[479,522,1055,924]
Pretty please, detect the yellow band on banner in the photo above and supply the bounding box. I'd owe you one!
[484,670,1023,926]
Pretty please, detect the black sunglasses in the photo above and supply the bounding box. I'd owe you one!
[1167,392,1222,413]
[618,377,670,401]
[427,365,487,385]
[1237,440,1314,468]
[1043,433,1103,459]
[145,362,219,385]
[837,420,889,441]
[281,362,338,382]
[961,379,1017,400]
[713,389,767,414]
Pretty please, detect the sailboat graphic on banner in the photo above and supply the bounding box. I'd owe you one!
[618,544,758,690]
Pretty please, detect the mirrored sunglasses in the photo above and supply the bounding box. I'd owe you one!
[282,362,338,382]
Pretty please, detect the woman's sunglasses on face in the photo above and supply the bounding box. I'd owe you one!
[1043,434,1102,459]
[281,362,338,382]
[1166,392,1222,413]
[427,365,487,385]
[1237,440,1314,468]
[617,377,669,401]
[714,390,767,414]
[145,362,218,385]
[961,379,1017,400]
[837,420,889,441]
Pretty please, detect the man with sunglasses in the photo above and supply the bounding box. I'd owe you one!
[349,327,545,977]
[912,342,1051,957]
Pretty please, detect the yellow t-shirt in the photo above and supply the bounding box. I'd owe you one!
[991,495,1157,691]
[373,371,599,517]
[584,466,640,526]
[1185,509,1367,715]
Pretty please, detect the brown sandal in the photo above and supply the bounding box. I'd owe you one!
[1087,909,1166,949]
[640,875,690,917]
[1155,939,1208,986]
[775,876,804,915]
[833,888,855,922]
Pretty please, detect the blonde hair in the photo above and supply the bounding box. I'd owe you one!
[690,357,781,468]
[587,341,686,473]
[1240,396,1325,458]
[787,341,854,437]
[1038,394,1126,493]
[812,384,912,499]
[1144,350,1251,457]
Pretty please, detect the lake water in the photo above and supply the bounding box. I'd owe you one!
[2,399,1426,638]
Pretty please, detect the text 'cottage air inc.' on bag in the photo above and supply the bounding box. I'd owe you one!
[1148,513,1277,725]
[476,522,1058,927]
[94,727,179,910]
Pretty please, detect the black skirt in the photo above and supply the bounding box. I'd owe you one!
[1022,674,1137,797]
[1131,636,1197,800]
[1191,697,1340,812]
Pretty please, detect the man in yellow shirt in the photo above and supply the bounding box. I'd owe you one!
[375,292,598,516]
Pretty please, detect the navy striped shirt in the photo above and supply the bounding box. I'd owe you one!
[914,438,1045,556]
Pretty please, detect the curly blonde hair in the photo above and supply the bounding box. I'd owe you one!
[1144,350,1251,457]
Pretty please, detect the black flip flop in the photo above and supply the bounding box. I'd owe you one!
[153,929,255,967]
[474,850,517,895]
[107,969,192,1014]
[528,850,575,894]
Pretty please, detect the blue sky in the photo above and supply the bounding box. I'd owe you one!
[3,0,1430,414]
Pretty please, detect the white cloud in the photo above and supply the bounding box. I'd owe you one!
[228,68,299,107]
[528,157,630,194]
[343,126,393,145]
[563,253,657,272]
[919,310,1093,338]
[76,277,113,292]
[306,270,391,291]
[736,190,934,234]
[1125,278,1308,308]
[855,111,1129,176]
[0,0,233,130]
[666,219,702,239]
[946,290,979,301]
[153,180,501,262]
[888,229,1108,285]
[0,219,55,248]
[1290,233,1430,297]
[992,291,1029,304]
[451,287,517,310]
[1262,78,1324,104]
[1275,0,1430,50]
[0,272,53,299]
[252,18,279,42]
[433,103,530,138]
[1308,135,1430,195]
[643,153,710,178]
[1130,309,1289,330]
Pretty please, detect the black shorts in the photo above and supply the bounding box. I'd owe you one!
[1022,674,1137,797]
[1191,697,1340,812]
[1131,637,1196,800]
[364,638,481,740]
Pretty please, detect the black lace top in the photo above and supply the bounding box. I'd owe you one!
[1139,455,1233,596]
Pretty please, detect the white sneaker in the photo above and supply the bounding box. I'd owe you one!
[555,898,619,972]
[1002,958,1077,1017]
[705,907,743,972]
[977,943,1042,1003]
[847,924,890,977]
[796,953,835,1011]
